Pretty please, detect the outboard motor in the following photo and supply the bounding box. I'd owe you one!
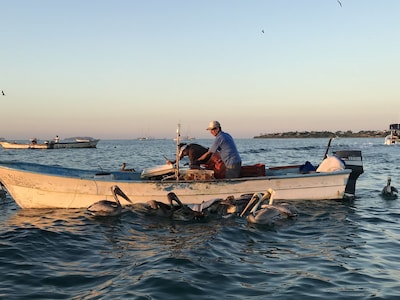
[333,150,363,199]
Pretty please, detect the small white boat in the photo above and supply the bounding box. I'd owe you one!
[173,135,196,141]
[384,124,400,145]
[50,139,99,149]
[0,139,99,149]
[0,141,49,149]
[0,149,363,209]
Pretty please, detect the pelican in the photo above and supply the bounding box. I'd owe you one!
[381,177,398,200]
[166,192,204,221]
[0,182,7,198]
[198,194,253,218]
[129,192,204,221]
[133,199,175,218]
[202,197,237,218]
[121,163,135,172]
[86,185,132,217]
[240,189,298,225]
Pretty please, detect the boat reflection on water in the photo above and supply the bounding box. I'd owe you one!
[5,208,88,232]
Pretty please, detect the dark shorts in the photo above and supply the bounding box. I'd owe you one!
[225,163,242,179]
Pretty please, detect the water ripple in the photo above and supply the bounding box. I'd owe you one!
[1,138,400,299]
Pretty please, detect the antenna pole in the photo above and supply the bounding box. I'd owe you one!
[175,123,181,180]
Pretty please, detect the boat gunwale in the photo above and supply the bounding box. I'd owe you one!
[0,161,352,183]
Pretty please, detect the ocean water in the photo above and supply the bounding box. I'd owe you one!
[1,138,400,299]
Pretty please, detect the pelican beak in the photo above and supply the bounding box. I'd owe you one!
[239,192,262,217]
[112,185,132,203]
[167,192,183,208]
[260,188,275,205]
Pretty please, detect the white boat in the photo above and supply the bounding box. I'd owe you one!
[0,139,99,149]
[50,139,99,149]
[0,141,49,149]
[173,135,196,141]
[0,149,363,209]
[384,124,400,145]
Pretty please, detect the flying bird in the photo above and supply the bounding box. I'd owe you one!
[337,0,342,7]
[261,29,264,34]
[1,90,5,96]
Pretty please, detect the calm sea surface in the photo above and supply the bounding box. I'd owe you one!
[1,138,400,299]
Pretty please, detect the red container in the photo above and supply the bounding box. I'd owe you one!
[240,163,266,177]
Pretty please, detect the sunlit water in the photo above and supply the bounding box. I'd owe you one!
[1,138,400,299]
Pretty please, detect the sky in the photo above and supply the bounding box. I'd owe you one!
[1,0,400,140]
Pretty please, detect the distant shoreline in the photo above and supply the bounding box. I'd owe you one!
[1,130,390,141]
[253,130,388,139]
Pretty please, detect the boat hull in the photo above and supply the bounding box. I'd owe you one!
[384,123,400,145]
[0,161,352,209]
[0,140,99,149]
[384,135,398,145]
[0,141,48,149]
[50,140,99,149]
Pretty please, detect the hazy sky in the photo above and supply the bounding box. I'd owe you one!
[1,0,399,139]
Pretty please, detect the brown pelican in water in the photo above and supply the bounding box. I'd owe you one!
[86,185,132,217]
[129,192,204,221]
[167,192,204,221]
[0,182,7,198]
[194,194,253,219]
[381,177,398,200]
[121,163,135,172]
[240,189,298,225]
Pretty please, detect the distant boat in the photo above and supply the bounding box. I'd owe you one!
[173,135,196,141]
[51,138,99,149]
[0,141,49,149]
[0,138,99,149]
[137,136,155,141]
[384,124,400,145]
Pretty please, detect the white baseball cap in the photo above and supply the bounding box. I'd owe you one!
[206,121,221,130]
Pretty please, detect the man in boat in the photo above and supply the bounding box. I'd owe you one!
[166,143,210,169]
[197,121,242,179]
[167,143,226,179]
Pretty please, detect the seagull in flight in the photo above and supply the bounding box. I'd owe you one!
[1,90,5,96]
[337,0,342,7]
[261,29,264,34]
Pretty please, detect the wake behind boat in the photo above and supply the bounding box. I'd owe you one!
[0,148,363,209]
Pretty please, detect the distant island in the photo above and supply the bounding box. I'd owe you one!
[254,130,388,139]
